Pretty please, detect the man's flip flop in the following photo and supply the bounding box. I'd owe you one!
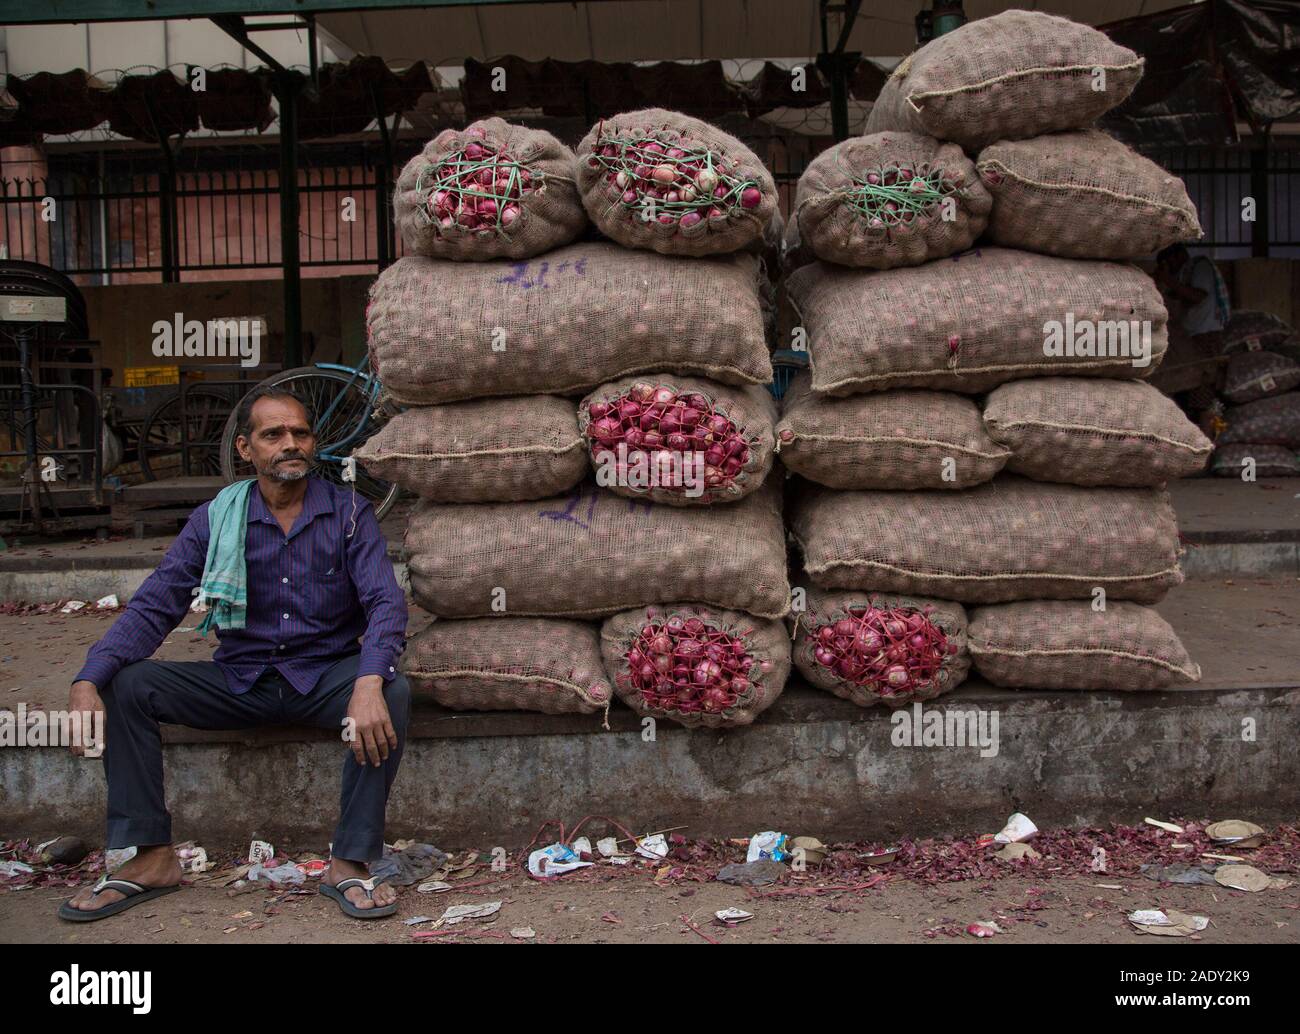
[319,877,398,919]
[57,877,180,923]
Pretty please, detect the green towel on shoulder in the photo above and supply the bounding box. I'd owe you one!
[196,478,256,637]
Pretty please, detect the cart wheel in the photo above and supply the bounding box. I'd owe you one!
[219,366,399,519]
[137,387,233,481]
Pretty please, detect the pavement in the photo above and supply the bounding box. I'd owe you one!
[4,866,1297,945]
[1,477,1297,944]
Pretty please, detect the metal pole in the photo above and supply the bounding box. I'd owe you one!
[817,0,862,143]
[276,72,303,369]
[17,329,42,532]
[829,54,849,142]
[370,83,395,270]
[144,97,180,283]
[1250,131,1270,259]
[307,14,319,89]
[98,150,110,285]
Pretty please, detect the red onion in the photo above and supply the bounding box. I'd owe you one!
[846,159,963,230]
[418,134,538,239]
[583,382,752,498]
[808,604,955,701]
[586,130,766,233]
[617,613,759,714]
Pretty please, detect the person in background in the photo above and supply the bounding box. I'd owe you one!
[1154,243,1231,336]
[59,385,409,922]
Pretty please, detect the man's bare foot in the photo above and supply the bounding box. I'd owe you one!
[324,858,397,910]
[67,845,183,911]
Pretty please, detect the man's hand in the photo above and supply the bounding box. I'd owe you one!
[345,675,397,767]
[69,680,104,757]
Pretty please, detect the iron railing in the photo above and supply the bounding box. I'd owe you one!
[0,142,420,280]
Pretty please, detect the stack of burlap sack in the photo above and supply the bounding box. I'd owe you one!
[361,112,791,728]
[781,11,1209,704]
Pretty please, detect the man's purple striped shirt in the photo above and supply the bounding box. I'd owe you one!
[76,477,407,695]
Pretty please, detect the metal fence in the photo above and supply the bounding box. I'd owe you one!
[1144,144,1300,255]
[0,141,417,280]
[2,136,1298,281]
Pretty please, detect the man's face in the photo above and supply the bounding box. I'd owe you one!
[236,396,316,482]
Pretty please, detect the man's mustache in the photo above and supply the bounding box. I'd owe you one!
[274,451,310,464]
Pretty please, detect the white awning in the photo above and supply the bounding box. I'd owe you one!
[316,0,1192,65]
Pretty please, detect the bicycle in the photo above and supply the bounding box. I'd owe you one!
[218,356,401,518]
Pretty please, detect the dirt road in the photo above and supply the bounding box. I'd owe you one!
[4,830,1298,944]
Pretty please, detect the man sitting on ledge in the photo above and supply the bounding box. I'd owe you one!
[60,385,409,921]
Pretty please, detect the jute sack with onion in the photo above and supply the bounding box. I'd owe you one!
[393,118,587,261]
[790,588,969,708]
[368,242,772,405]
[791,131,990,269]
[576,108,777,257]
[404,618,612,721]
[578,375,776,506]
[601,603,789,728]
[968,601,1199,691]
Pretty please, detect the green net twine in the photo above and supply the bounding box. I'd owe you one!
[413,140,541,235]
[588,127,762,226]
[837,158,962,231]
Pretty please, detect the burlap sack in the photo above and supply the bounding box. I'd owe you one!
[791,587,969,708]
[790,475,1184,605]
[578,375,777,506]
[793,132,991,269]
[393,118,587,261]
[1211,310,1295,356]
[969,600,1200,690]
[600,603,789,728]
[354,396,586,503]
[368,243,771,404]
[576,108,777,256]
[983,378,1212,487]
[407,479,789,620]
[403,618,611,716]
[776,372,1007,489]
[1222,350,1300,405]
[1211,444,1300,479]
[787,247,1168,395]
[1218,392,1300,450]
[977,130,1200,260]
[865,11,1142,151]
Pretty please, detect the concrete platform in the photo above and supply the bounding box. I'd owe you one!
[3,576,1296,846]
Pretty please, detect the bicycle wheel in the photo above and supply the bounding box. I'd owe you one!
[219,366,399,518]
[138,387,233,481]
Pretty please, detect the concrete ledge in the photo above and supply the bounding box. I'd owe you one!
[1180,540,1299,577]
[0,557,411,607]
[4,682,1297,846]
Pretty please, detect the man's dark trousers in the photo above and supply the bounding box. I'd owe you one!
[100,654,410,861]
